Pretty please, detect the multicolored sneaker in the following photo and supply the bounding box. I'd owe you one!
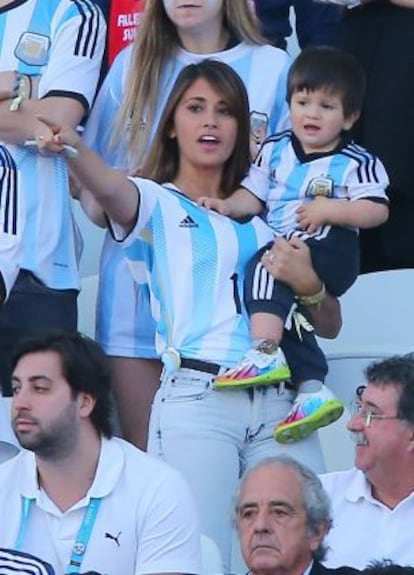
[274,385,344,443]
[213,344,291,390]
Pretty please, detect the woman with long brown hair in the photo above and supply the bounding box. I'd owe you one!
[82,0,291,451]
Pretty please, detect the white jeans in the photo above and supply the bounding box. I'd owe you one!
[148,367,325,570]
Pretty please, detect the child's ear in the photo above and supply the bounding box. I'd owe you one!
[343,110,360,131]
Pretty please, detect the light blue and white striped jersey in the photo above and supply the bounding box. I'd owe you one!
[0,0,105,289]
[0,146,23,298]
[83,40,291,356]
[112,180,273,366]
[242,131,389,237]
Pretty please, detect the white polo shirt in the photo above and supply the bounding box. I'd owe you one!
[0,437,201,575]
[320,468,414,569]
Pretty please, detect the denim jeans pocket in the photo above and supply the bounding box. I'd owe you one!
[160,369,213,403]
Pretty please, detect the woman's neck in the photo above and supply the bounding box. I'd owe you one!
[173,169,223,202]
[178,26,230,55]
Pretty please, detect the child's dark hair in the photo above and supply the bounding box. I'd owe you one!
[287,46,366,118]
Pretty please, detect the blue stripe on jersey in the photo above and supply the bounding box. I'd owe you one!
[143,201,171,345]
[123,201,172,348]
[225,216,264,364]
[0,147,18,235]
[84,49,127,162]
[284,162,309,198]
[269,58,290,133]
[17,149,37,269]
[326,153,349,189]
[12,2,49,74]
[183,201,218,357]
[0,13,6,46]
[48,160,75,286]
[257,131,290,167]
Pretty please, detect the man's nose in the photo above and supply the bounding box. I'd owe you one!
[12,384,31,410]
[253,509,272,532]
[347,411,364,432]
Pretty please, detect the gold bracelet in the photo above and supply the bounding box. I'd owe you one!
[297,283,326,307]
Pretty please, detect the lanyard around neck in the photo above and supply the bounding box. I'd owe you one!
[15,495,102,574]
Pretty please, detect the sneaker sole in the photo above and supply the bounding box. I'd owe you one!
[273,400,344,444]
[213,367,291,390]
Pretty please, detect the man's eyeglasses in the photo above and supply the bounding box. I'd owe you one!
[349,400,400,427]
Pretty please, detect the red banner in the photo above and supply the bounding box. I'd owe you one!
[108,0,145,65]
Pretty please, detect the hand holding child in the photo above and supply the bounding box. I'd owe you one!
[262,237,323,297]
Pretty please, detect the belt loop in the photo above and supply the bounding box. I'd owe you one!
[217,365,228,377]
[277,381,286,395]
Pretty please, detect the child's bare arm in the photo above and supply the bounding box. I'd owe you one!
[297,197,389,233]
[198,187,263,218]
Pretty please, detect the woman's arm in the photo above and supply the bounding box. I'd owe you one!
[262,236,342,338]
[36,117,138,232]
[70,173,107,228]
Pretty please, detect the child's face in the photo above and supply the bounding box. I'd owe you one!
[290,88,358,155]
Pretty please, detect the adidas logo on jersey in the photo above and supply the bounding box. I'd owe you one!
[179,215,198,228]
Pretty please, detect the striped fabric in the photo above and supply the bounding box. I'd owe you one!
[0,0,106,290]
[0,147,22,298]
[0,548,55,575]
[242,130,389,237]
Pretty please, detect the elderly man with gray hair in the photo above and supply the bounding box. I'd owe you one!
[234,455,359,575]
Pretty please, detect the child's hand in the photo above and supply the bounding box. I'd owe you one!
[296,196,334,233]
[197,196,230,216]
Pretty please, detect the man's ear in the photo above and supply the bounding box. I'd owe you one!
[309,520,330,554]
[78,392,96,418]
[343,110,360,131]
